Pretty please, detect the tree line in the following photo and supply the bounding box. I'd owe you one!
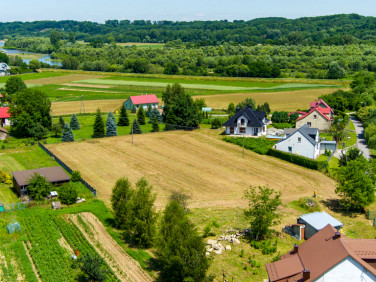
[2,14,376,45]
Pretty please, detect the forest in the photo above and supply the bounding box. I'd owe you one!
[2,14,376,45]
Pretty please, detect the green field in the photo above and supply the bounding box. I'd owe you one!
[0,72,69,83]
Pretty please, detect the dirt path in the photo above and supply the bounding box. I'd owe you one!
[22,242,41,282]
[69,213,152,282]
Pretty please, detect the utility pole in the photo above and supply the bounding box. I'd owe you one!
[131,119,134,144]
[80,95,85,115]
[242,133,245,158]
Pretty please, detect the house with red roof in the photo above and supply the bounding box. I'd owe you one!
[124,94,159,111]
[266,225,376,281]
[296,101,333,131]
[0,107,10,127]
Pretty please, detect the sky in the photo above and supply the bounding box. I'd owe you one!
[2,0,376,23]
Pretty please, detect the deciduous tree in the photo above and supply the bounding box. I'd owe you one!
[28,173,51,201]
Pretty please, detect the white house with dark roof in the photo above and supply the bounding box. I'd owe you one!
[223,106,268,136]
[0,63,11,77]
[273,125,321,159]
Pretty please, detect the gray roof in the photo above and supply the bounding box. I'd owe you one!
[12,166,71,187]
[223,106,266,127]
[276,125,319,146]
[299,211,343,230]
[0,63,11,71]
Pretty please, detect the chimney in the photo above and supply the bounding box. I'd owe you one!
[334,231,341,239]
[303,268,310,281]
[294,243,299,254]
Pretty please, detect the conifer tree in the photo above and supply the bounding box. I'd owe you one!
[106,112,117,137]
[137,106,146,125]
[146,104,152,118]
[131,104,137,113]
[59,116,65,129]
[61,123,74,142]
[92,109,105,138]
[151,117,159,132]
[132,119,142,134]
[70,113,80,130]
[157,200,209,281]
[117,105,129,126]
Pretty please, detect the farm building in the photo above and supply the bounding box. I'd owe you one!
[0,107,10,127]
[297,211,343,239]
[223,106,268,136]
[273,125,321,159]
[0,63,11,76]
[124,94,159,111]
[266,224,376,282]
[12,166,71,196]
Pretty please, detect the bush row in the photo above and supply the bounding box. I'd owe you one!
[271,123,295,129]
[222,137,276,155]
[267,149,328,170]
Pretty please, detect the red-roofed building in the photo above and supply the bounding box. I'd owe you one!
[124,94,159,111]
[0,107,10,127]
[266,225,376,281]
[296,105,333,131]
[309,99,334,114]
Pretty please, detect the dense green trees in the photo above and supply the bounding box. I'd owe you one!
[244,185,282,240]
[58,183,78,205]
[0,52,9,64]
[336,158,376,210]
[27,173,51,200]
[111,177,157,248]
[271,111,289,123]
[157,199,209,281]
[8,89,51,138]
[327,61,346,79]
[163,83,201,128]
[236,97,256,110]
[5,77,27,95]
[78,254,108,282]
[92,109,105,138]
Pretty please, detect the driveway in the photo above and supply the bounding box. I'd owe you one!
[349,116,371,160]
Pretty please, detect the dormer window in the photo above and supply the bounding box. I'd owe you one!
[313,115,317,119]
[240,119,245,125]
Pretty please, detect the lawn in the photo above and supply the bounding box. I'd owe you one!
[47,129,337,208]
[0,71,69,83]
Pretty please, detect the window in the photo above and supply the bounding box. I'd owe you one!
[240,118,245,125]
[307,122,311,127]
[298,137,301,143]
[240,127,246,134]
[313,115,317,119]
[288,146,292,153]
[230,127,234,134]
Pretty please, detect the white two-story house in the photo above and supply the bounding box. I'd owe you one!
[273,125,321,159]
[223,106,268,136]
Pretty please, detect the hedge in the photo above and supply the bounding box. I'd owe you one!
[223,137,276,155]
[271,123,294,129]
[267,148,328,170]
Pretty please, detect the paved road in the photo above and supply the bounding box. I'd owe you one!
[349,116,371,160]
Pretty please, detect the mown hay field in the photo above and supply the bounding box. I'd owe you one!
[195,88,342,112]
[51,99,124,116]
[48,130,337,208]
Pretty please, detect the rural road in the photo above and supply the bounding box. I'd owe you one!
[349,116,371,160]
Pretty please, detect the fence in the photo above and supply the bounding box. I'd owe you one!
[1,201,28,212]
[38,142,97,197]
[367,210,376,220]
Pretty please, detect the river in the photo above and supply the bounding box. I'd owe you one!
[0,41,62,67]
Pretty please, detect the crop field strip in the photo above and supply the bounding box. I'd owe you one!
[48,130,337,208]
[19,209,118,281]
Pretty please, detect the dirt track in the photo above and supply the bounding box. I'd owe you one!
[70,213,152,282]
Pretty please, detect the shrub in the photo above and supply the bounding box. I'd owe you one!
[58,183,78,205]
[210,118,223,129]
[272,123,294,129]
[71,171,81,182]
[250,240,278,255]
[267,149,328,170]
[223,137,276,155]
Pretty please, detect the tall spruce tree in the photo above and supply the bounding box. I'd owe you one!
[106,112,117,137]
[146,104,152,118]
[117,105,129,126]
[151,117,159,132]
[131,104,137,113]
[137,106,146,125]
[157,200,209,281]
[61,123,74,142]
[59,116,65,129]
[132,119,142,134]
[92,109,105,138]
[70,113,80,130]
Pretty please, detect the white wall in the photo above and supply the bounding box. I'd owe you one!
[225,115,266,136]
[3,118,10,126]
[274,131,319,159]
[316,256,376,282]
